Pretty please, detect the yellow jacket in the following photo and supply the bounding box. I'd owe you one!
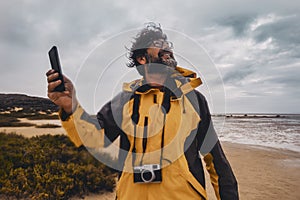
[60,66,238,200]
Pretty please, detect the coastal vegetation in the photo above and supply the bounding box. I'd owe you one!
[0,132,117,199]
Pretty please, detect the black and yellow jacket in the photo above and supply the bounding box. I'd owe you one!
[60,66,239,200]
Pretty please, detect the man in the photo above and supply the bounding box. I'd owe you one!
[46,23,238,199]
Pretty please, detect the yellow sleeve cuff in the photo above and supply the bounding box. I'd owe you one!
[59,104,83,147]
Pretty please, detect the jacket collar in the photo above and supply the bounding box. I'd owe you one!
[123,66,202,97]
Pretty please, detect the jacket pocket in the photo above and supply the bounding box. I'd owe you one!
[179,172,207,200]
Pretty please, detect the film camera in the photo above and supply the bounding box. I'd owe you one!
[133,164,162,183]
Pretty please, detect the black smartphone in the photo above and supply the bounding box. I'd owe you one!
[48,46,65,92]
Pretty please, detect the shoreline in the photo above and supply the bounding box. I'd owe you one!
[222,140,300,154]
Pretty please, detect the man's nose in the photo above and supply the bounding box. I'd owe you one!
[161,52,171,60]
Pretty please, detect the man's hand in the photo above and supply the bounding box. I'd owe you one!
[46,69,78,114]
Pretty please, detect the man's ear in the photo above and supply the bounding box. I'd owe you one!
[136,56,147,65]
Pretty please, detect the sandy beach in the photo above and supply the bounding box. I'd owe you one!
[73,142,300,200]
[222,142,300,200]
[1,122,299,199]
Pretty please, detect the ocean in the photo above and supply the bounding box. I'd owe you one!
[213,114,300,153]
[3,114,298,154]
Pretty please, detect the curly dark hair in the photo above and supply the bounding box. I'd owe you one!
[127,22,168,69]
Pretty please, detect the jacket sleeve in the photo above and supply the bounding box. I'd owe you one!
[196,92,239,200]
[59,103,105,148]
[59,93,124,148]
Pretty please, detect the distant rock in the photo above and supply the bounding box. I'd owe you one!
[0,93,58,114]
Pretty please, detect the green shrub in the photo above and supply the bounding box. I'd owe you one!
[0,132,117,199]
[0,115,35,127]
[35,124,61,128]
[26,114,59,120]
[0,112,59,121]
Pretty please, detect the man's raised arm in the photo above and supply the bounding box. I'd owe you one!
[46,69,106,148]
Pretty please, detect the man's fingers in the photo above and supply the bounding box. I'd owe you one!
[47,92,60,102]
[47,72,59,83]
[46,69,55,76]
[47,80,61,92]
[49,92,67,103]
[63,90,70,95]
[47,91,65,103]
[46,69,54,76]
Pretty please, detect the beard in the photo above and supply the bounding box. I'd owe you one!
[146,55,177,74]
[160,57,177,69]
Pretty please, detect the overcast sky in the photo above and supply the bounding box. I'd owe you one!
[0,0,299,114]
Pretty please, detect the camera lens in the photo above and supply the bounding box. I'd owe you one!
[141,169,155,183]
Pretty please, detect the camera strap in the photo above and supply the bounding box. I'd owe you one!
[131,90,170,168]
[140,116,148,165]
[131,93,140,168]
[159,113,166,167]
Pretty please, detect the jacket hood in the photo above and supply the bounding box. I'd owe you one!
[123,66,202,96]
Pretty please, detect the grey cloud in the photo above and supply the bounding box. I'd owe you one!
[197,10,300,112]
[267,68,300,88]
[209,13,300,78]
[216,15,254,37]
[252,15,300,45]
[1,0,300,113]
[0,0,131,50]
[222,64,256,84]
[0,0,134,80]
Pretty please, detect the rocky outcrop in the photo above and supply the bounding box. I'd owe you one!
[0,93,58,113]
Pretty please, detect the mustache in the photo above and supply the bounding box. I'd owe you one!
[144,54,178,74]
[160,57,177,69]
[149,56,177,68]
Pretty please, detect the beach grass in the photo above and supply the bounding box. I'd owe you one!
[0,132,117,199]
[0,110,59,120]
